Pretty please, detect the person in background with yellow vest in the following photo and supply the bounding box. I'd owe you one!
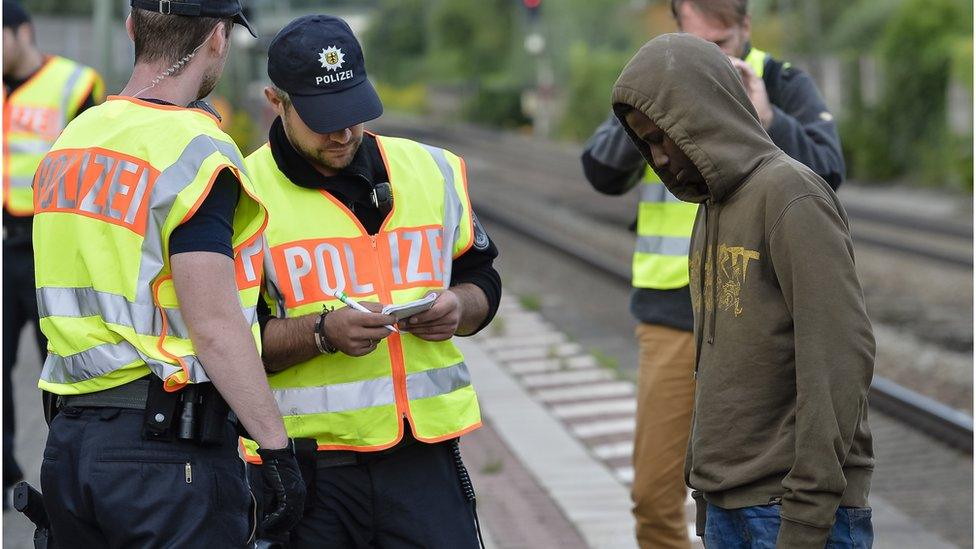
[32,2,305,545]
[2,0,103,502]
[244,15,501,548]
[580,1,844,547]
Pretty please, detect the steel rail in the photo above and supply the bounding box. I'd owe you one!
[475,199,974,453]
[378,118,973,269]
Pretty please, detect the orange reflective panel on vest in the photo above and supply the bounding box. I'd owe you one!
[33,147,158,234]
[272,224,448,307]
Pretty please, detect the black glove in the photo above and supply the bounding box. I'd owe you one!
[256,443,306,535]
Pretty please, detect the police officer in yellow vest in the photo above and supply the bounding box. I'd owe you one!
[1,0,103,498]
[580,1,844,547]
[32,2,305,545]
[245,15,502,548]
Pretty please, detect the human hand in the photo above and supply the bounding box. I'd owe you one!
[256,444,306,535]
[728,56,774,129]
[322,303,396,356]
[400,290,462,341]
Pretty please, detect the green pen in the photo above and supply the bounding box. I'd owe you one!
[333,290,398,332]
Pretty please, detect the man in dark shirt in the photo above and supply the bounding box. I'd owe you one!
[580,1,844,547]
[2,0,102,498]
[245,15,500,547]
[33,2,305,544]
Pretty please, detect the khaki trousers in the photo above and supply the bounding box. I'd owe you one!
[632,323,696,549]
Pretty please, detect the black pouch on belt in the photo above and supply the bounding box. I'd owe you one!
[143,376,180,441]
[42,390,59,426]
[293,438,318,508]
[195,384,230,446]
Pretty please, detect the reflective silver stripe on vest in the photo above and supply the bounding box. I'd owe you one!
[274,376,395,416]
[59,65,85,126]
[40,339,203,384]
[38,287,163,335]
[37,286,258,341]
[8,139,52,156]
[418,144,463,288]
[639,182,684,204]
[272,362,471,416]
[7,175,34,190]
[634,235,691,257]
[406,362,471,401]
[136,135,249,296]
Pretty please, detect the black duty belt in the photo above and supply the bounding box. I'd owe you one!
[310,429,423,469]
[58,379,151,410]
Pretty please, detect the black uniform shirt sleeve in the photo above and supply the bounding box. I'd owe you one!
[257,297,273,337]
[580,113,646,195]
[73,90,98,117]
[168,169,240,258]
[765,64,846,189]
[450,213,501,335]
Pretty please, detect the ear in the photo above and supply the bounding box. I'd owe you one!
[208,21,229,57]
[741,15,751,41]
[125,13,135,43]
[20,23,36,45]
[263,86,284,116]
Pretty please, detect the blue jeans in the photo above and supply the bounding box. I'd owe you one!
[704,503,873,548]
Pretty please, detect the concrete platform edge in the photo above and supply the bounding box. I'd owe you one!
[458,338,638,549]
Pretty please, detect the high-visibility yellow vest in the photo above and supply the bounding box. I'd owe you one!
[3,55,103,216]
[241,134,480,457]
[632,48,768,289]
[34,96,267,395]
[744,47,768,79]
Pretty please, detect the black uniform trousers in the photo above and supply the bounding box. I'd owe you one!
[3,241,47,489]
[40,406,251,548]
[278,429,480,549]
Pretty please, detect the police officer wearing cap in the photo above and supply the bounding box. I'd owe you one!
[244,15,502,548]
[2,0,103,499]
[32,1,305,546]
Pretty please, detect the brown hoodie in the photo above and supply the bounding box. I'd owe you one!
[612,34,874,548]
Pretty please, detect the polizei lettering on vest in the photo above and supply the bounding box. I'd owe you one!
[315,70,354,86]
[33,147,158,234]
[271,226,446,307]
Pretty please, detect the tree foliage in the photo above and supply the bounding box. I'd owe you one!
[852,0,972,187]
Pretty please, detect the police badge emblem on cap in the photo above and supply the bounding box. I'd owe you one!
[267,15,384,134]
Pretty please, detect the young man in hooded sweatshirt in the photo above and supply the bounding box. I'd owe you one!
[612,34,875,548]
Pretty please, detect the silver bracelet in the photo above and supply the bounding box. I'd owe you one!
[314,305,337,354]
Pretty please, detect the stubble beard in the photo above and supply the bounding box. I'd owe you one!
[298,136,362,173]
[196,66,220,101]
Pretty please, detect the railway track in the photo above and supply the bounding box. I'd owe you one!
[379,116,973,269]
[474,197,974,453]
[373,115,973,450]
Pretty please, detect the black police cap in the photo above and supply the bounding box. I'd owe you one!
[268,15,383,135]
[3,0,31,29]
[129,0,256,37]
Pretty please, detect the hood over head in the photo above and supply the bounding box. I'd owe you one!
[612,33,780,203]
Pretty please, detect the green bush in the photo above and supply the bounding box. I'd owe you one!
[845,0,972,188]
[558,42,632,141]
[363,0,428,86]
[462,82,530,128]
[373,81,429,115]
